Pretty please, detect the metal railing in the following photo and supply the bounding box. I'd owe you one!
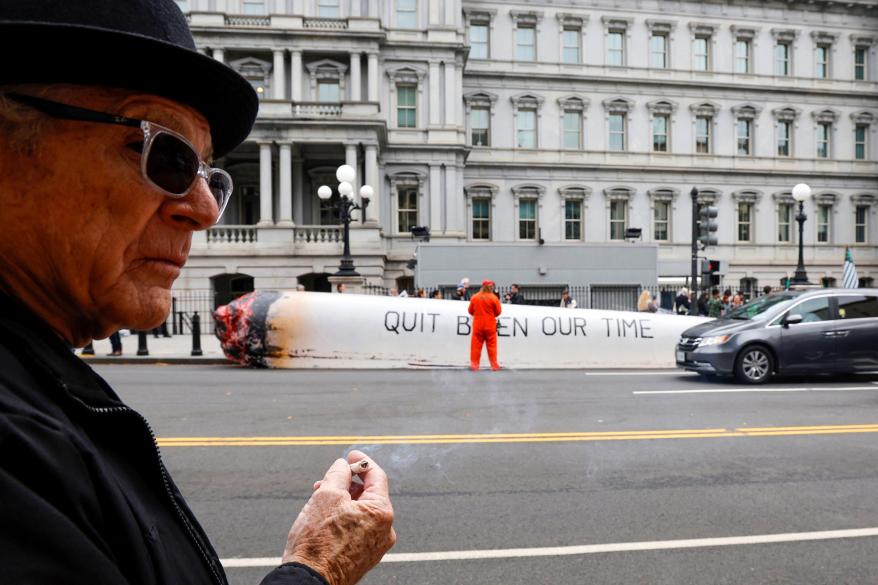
[362,284,685,312]
[172,289,217,334]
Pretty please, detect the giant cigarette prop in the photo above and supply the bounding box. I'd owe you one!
[214,291,710,369]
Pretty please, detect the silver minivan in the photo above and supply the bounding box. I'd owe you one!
[676,288,878,384]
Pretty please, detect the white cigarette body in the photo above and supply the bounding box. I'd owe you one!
[350,459,370,474]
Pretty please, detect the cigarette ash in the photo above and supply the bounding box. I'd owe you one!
[213,290,282,367]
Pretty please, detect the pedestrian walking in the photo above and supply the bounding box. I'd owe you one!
[108,331,123,356]
[560,289,577,309]
[696,291,710,316]
[708,288,724,318]
[674,288,691,315]
[468,280,502,371]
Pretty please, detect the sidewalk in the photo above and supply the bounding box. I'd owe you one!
[79,332,231,365]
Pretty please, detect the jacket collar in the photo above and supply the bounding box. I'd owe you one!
[0,293,123,408]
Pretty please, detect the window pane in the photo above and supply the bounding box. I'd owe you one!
[855,48,867,80]
[737,120,751,155]
[517,110,536,148]
[696,117,711,153]
[777,121,790,156]
[562,29,580,63]
[652,115,668,152]
[855,125,867,160]
[397,86,416,128]
[654,201,669,241]
[793,297,831,322]
[243,0,266,14]
[650,35,667,68]
[856,205,868,243]
[735,40,749,73]
[609,114,625,151]
[472,198,491,239]
[516,26,535,61]
[398,189,418,232]
[775,43,789,75]
[470,24,488,59]
[565,200,582,240]
[318,0,339,17]
[693,37,709,70]
[837,296,878,319]
[609,201,626,240]
[471,107,489,146]
[778,203,791,242]
[816,45,828,78]
[397,0,417,28]
[737,203,751,241]
[317,82,339,102]
[563,112,581,149]
[519,199,536,239]
[608,32,624,66]
[817,205,830,242]
[817,123,830,158]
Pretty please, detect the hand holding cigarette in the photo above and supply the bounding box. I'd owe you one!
[281,450,396,585]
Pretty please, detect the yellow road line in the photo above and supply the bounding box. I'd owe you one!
[155,423,878,447]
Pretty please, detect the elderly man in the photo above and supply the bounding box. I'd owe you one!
[0,3,394,585]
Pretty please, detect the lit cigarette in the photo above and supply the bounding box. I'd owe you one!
[349,459,371,474]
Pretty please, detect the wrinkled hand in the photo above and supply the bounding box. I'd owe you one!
[282,450,396,585]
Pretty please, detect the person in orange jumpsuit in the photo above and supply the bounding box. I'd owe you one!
[468,280,502,371]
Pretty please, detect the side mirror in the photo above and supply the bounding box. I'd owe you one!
[783,314,804,327]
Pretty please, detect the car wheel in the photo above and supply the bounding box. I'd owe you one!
[735,346,773,384]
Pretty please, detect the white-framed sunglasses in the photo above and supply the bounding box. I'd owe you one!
[5,93,233,221]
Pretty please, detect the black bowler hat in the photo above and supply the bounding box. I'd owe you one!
[0,0,258,158]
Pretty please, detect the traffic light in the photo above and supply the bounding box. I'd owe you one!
[702,259,721,287]
[698,206,719,248]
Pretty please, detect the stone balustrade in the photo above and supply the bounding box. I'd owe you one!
[207,226,258,244]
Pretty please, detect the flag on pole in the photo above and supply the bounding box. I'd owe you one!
[842,247,859,289]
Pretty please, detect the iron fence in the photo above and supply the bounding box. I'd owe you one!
[362,283,686,312]
[171,289,217,334]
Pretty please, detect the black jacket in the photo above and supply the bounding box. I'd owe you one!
[509,293,525,305]
[0,296,325,585]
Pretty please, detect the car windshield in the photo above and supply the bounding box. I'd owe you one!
[724,293,800,320]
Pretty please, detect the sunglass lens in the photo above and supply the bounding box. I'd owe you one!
[146,133,199,195]
[207,171,232,215]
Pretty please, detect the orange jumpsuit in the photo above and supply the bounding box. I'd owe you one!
[468,291,502,370]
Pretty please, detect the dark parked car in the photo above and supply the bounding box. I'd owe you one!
[676,288,878,384]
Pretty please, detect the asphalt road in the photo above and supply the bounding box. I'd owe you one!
[94,365,878,585]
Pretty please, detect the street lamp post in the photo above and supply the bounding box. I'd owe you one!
[318,164,372,277]
[791,182,811,285]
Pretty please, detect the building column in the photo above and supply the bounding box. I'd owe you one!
[429,163,442,234]
[258,142,274,225]
[429,61,441,126]
[350,0,361,17]
[367,52,379,102]
[273,49,286,100]
[350,53,362,102]
[212,48,224,63]
[345,144,359,196]
[278,143,294,226]
[293,152,304,225]
[364,145,379,224]
[291,50,303,102]
[443,61,455,126]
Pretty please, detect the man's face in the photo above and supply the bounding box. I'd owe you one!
[0,86,216,344]
[511,286,519,294]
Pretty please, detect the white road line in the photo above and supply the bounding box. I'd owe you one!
[585,371,693,376]
[633,386,878,395]
[220,527,878,567]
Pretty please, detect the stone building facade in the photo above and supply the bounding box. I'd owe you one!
[177,0,878,299]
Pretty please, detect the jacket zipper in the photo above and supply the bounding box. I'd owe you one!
[65,385,227,585]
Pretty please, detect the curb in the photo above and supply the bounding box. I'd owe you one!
[81,356,232,365]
